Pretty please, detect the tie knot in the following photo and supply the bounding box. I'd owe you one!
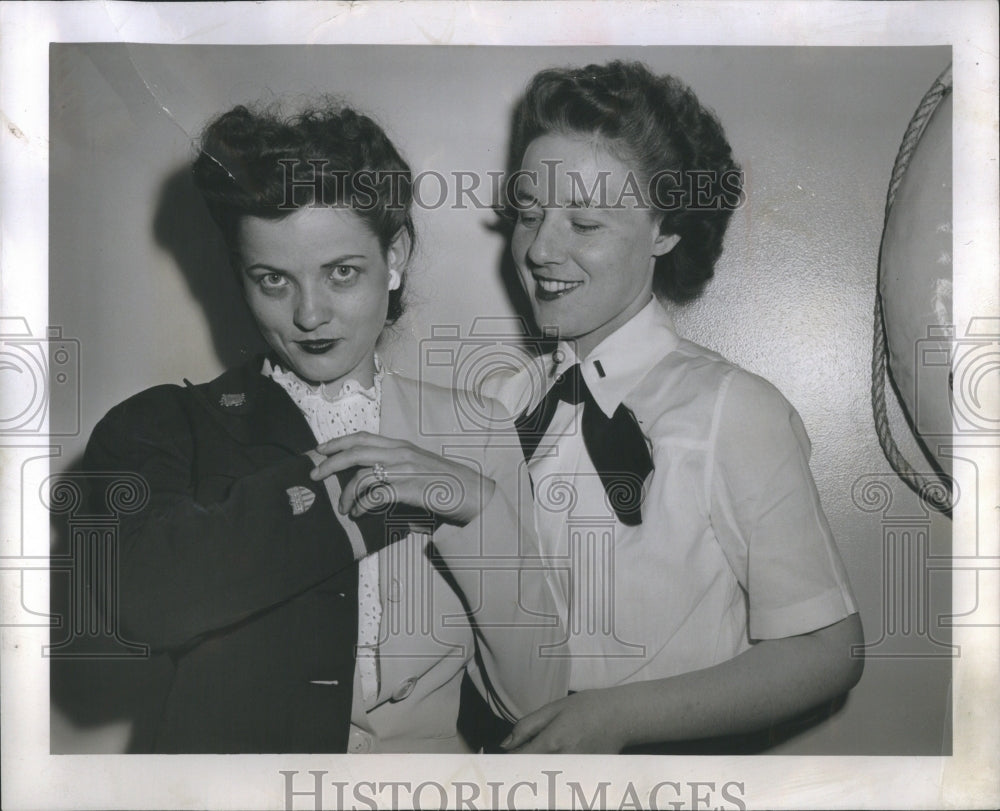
[551,363,586,406]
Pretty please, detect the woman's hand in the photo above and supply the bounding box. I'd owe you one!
[309,431,495,526]
[501,690,631,754]
[503,615,865,754]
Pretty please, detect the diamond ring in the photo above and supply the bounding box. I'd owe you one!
[372,462,388,484]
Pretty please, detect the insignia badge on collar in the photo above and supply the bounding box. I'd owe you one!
[219,393,247,408]
[287,486,316,516]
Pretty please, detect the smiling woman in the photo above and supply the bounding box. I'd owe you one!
[511,133,682,358]
[487,61,864,754]
[80,100,567,753]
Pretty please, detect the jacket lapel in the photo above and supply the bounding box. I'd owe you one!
[379,372,416,442]
[186,359,318,454]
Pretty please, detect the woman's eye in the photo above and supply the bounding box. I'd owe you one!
[329,265,359,283]
[517,209,543,228]
[572,221,600,233]
[259,273,286,289]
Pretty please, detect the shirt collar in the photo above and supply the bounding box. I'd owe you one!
[554,298,680,418]
[262,353,384,404]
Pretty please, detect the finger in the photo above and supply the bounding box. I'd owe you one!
[351,479,397,518]
[339,468,397,516]
[316,432,406,455]
[500,705,559,751]
[310,447,396,481]
[338,468,369,515]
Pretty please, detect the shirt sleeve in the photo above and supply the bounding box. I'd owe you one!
[431,394,570,719]
[708,370,858,640]
[83,385,365,651]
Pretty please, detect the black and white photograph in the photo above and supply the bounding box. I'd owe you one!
[1,2,997,809]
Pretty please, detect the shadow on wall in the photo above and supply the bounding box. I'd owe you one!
[50,168,267,753]
[48,453,173,754]
[153,165,266,369]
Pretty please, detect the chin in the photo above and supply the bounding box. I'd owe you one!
[282,355,343,386]
[530,302,581,339]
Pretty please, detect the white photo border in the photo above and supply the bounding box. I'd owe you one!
[2,2,998,809]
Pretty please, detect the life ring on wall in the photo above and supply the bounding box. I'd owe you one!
[873,64,953,514]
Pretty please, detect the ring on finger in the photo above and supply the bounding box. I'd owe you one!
[372,462,388,484]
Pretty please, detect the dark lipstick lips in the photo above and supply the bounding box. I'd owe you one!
[297,339,337,354]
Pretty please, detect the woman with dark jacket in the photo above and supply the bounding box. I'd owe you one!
[84,101,566,753]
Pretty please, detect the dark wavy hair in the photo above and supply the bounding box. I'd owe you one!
[509,61,742,303]
[192,101,413,323]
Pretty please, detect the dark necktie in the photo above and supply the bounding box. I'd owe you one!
[515,363,652,526]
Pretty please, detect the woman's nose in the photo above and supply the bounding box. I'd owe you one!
[525,218,565,267]
[293,287,334,332]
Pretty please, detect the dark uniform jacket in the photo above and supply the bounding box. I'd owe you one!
[84,360,566,753]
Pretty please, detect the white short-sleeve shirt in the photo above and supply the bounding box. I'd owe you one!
[486,299,857,692]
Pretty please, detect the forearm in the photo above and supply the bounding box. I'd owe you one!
[507,613,864,753]
[113,456,358,649]
[85,401,361,650]
[603,613,864,748]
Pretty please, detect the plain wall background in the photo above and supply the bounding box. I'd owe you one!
[48,44,953,754]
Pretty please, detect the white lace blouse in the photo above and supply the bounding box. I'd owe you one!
[263,356,383,710]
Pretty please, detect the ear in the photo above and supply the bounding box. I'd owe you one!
[652,231,681,257]
[386,228,412,291]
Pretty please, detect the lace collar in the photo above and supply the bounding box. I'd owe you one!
[261,354,384,405]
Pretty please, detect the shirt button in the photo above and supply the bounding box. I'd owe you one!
[349,728,372,753]
[391,676,418,702]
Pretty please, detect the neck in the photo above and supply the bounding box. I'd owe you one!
[573,293,654,359]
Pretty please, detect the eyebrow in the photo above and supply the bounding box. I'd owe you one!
[512,184,599,211]
[244,254,368,274]
[320,254,367,269]
[243,263,284,274]
[512,186,538,206]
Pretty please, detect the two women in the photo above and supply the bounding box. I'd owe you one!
[84,104,565,753]
[86,59,863,754]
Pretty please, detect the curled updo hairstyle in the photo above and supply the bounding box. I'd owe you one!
[192,101,413,323]
[509,61,742,303]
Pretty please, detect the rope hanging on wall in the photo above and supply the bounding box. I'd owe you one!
[872,64,953,515]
